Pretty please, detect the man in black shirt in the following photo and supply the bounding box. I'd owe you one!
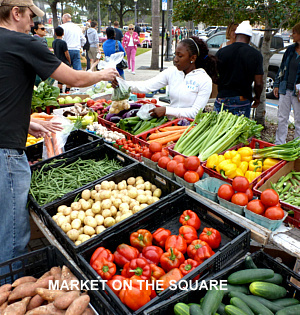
[113,21,123,42]
[214,21,264,117]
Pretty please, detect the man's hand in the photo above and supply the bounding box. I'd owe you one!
[149,107,166,118]
[28,122,51,138]
[251,98,260,109]
[111,77,119,89]
[100,68,119,82]
[273,87,279,98]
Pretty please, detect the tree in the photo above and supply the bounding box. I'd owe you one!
[150,0,160,69]
[173,0,300,125]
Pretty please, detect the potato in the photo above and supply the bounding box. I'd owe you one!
[87,198,94,208]
[95,214,104,226]
[100,190,111,200]
[91,201,101,214]
[135,176,143,181]
[67,229,79,241]
[129,200,139,210]
[65,295,90,315]
[144,181,152,190]
[71,202,81,211]
[84,216,97,228]
[104,217,115,227]
[127,177,136,185]
[81,200,90,211]
[119,203,129,213]
[77,211,86,223]
[78,227,84,235]
[71,219,82,230]
[95,225,106,234]
[136,178,145,185]
[116,211,122,217]
[53,290,80,310]
[101,181,110,190]
[75,241,82,246]
[65,215,71,224]
[115,216,121,223]
[117,181,127,190]
[121,195,131,204]
[81,189,91,200]
[56,216,67,227]
[101,199,112,210]
[140,203,148,209]
[27,294,45,311]
[35,288,65,302]
[95,184,101,191]
[94,192,101,201]
[78,234,90,242]
[102,209,112,218]
[83,225,95,236]
[26,303,65,315]
[120,213,132,221]
[52,215,59,222]
[85,209,95,217]
[70,210,79,221]
[61,222,72,233]
[136,195,148,204]
[3,296,30,314]
[137,189,145,195]
[120,189,128,196]
[90,190,97,200]
[132,205,142,213]
[153,188,162,198]
[57,205,67,213]
[12,276,36,287]
[112,198,122,209]
[109,181,116,190]
[136,183,145,190]
[127,184,133,190]
[152,196,160,202]
[145,190,152,196]
[128,188,138,199]
[147,197,155,205]
[151,184,157,192]
[110,206,117,217]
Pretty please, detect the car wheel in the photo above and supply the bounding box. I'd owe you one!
[266,71,276,99]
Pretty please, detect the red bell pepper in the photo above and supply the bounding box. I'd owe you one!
[90,247,114,265]
[160,247,185,272]
[92,258,116,280]
[130,229,153,252]
[139,245,164,265]
[179,225,198,245]
[179,259,199,280]
[158,268,183,291]
[199,227,222,249]
[179,210,201,230]
[150,264,165,281]
[187,240,215,263]
[165,235,187,254]
[121,257,151,280]
[152,228,171,248]
[114,244,139,267]
[107,275,127,297]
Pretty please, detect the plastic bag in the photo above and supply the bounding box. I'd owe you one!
[42,116,73,160]
[98,52,124,70]
[137,104,156,120]
[111,77,131,101]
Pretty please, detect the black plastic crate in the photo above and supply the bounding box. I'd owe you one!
[143,250,300,315]
[28,143,138,212]
[77,191,250,315]
[26,129,103,164]
[0,246,115,315]
[39,163,184,262]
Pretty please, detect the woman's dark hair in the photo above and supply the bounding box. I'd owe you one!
[181,36,218,83]
[55,26,64,37]
[106,26,115,39]
[31,21,42,35]
[91,21,97,28]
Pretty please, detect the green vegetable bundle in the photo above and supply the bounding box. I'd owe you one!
[31,82,60,112]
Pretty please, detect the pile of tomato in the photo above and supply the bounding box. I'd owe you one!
[89,210,222,311]
[115,138,143,155]
[142,142,204,183]
[218,177,285,220]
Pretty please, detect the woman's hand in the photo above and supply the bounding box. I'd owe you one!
[273,87,279,98]
[41,120,64,133]
[149,106,166,118]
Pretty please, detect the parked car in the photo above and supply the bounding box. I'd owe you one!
[206,26,227,38]
[280,31,290,43]
[205,31,285,98]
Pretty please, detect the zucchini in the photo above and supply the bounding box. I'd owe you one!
[217,303,227,315]
[225,305,248,315]
[275,304,300,315]
[251,295,283,313]
[230,297,254,315]
[188,303,201,307]
[263,273,283,285]
[189,304,204,315]
[228,269,274,284]
[224,284,249,295]
[273,298,300,307]
[244,256,257,269]
[174,302,189,315]
[202,287,224,315]
[229,291,273,315]
[249,281,287,300]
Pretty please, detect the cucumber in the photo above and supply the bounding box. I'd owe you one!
[229,291,273,315]
[230,297,254,315]
[224,305,248,315]
[188,303,201,307]
[273,298,300,307]
[217,303,227,315]
[249,281,287,300]
[244,256,257,269]
[189,304,204,315]
[174,302,189,315]
[275,304,300,315]
[263,273,283,285]
[202,287,224,315]
[228,269,274,284]
[224,284,249,295]
[251,295,283,313]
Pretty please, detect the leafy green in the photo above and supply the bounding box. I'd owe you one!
[31,82,60,112]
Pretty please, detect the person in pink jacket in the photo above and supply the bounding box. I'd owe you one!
[122,24,140,74]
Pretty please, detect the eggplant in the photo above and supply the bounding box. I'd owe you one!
[105,113,117,121]
[177,118,191,126]
[122,109,139,119]
[129,103,143,109]
[110,116,121,123]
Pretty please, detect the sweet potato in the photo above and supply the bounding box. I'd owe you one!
[25,303,65,315]
[38,271,51,280]
[26,294,44,311]
[35,288,65,302]
[61,266,79,291]
[53,291,80,310]
[50,267,62,283]
[3,296,30,315]
[0,284,12,294]
[12,277,36,288]
[82,308,95,315]
[0,292,10,306]
[65,295,90,315]
[0,301,7,310]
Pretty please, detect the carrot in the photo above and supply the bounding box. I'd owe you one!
[148,132,182,145]
[159,126,189,132]
[44,134,55,158]
[51,133,63,155]
[148,129,185,140]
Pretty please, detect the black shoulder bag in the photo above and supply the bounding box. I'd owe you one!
[115,40,128,70]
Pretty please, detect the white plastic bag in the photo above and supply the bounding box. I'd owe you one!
[137,104,156,120]
[98,52,124,70]
[111,77,131,101]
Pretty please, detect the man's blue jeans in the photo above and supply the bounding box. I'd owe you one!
[214,96,251,117]
[69,50,82,70]
[0,149,31,277]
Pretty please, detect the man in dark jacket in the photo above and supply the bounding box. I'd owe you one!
[113,21,123,42]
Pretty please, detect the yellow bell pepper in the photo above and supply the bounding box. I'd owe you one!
[239,161,248,175]
[206,154,219,170]
[231,153,241,167]
[218,160,237,179]
[245,170,262,183]
[235,168,244,177]
[216,160,231,173]
[238,147,253,162]
[218,155,225,164]
[262,158,280,171]
[224,150,238,160]
[249,159,262,172]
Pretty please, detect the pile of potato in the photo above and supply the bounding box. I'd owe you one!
[0,266,94,314]
[52,176,162,245]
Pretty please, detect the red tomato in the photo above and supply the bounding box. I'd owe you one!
[158,156,171,169]
[231,193,249,206]
[232,176,250,193]
[245,188,254,201]
[247,200,265,215]
[184,171,199,183]
[260,189,279,207]
[173,155,185,164]
[149,142,162,153]
[151,99,157,104]
[116,139,122,145]
[161,150,169,157]
[264,206,285,220]
[86,99,95,107]
[151,152,163,162]
[195,165,204,179]
[218,184,235,201]
[142,148,152,159]
[184,156,200,171]
[174,163,187,178]
[127,140,132,144]
[123,144,129,150]
[166,160,178,173]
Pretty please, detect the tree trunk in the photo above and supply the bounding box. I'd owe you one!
[150,0,160,69]
[50,1,59,37]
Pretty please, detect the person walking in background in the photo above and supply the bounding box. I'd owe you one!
[52,26,71,93]
[114,20,123,42]
[122,24,139,74]
[61,13,86,71]
[87,21,100,70]
[274,22,300,144]
[220,22,238,48]
[103,27,126,79]
[84,21,91,70]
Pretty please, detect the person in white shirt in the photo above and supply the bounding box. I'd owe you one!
[61,13,86,71]
[122,36,218,119]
